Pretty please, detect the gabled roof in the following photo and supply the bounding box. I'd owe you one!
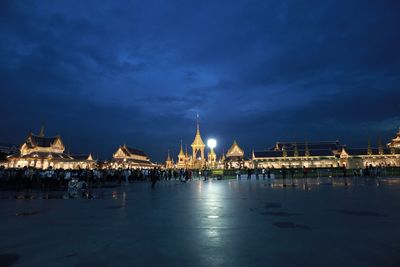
[226,140,244,158]
[122,145,148,158]
[28,134,60,148]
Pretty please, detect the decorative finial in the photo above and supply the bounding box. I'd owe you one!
[196,113,200,133]
[39,126,45,137]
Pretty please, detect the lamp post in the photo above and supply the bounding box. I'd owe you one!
[207,139,217,169]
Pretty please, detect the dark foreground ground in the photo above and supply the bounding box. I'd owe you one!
[1,177,400,267]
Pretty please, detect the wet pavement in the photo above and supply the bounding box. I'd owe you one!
[1,177,400,267]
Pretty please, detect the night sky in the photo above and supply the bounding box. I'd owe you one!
[1,0,400,162]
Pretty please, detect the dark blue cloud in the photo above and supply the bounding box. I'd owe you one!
[1,0,399,161]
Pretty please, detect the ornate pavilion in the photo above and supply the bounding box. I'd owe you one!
[6,128,96,169]
[174,116,216,169]
[224,140,250,169]
[109,144,156,169]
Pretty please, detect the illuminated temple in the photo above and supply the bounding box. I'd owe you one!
[6,128,96,169]
[174,116,218,169]
[110,144,156,169]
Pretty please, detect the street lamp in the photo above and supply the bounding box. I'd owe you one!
[207,139,217,149]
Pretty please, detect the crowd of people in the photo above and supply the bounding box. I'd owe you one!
[0,166,213,190]
[0,164,394,191]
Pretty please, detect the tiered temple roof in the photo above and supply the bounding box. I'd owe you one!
[388,128,400,148]
[112,144,154,167]
[191,119,206,149]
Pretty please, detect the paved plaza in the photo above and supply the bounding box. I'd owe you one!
[1,177,400,267]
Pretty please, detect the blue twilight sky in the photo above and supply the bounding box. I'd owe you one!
[1,0,400,161]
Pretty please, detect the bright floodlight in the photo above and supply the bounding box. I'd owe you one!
[207,138,217,149]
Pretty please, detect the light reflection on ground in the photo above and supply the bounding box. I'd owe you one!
[0,177,400,267]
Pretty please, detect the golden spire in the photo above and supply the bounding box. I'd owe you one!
[196,113,200,134]
[178,140,185,156]
[367,139,372,155]
[167,149,171,161]
[378,138,384,155]
[39,126,45,137]
[191,114,205,148]
[305,142,310,157]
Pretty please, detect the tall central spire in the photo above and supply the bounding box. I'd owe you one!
[191,114,206,162]
[196,113,200,134]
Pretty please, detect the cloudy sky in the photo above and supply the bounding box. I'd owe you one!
[1,0,399,161]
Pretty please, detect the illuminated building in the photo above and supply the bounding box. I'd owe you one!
[191,115,206,168]
[253,134,400,169]
[6,128,96,169]
[110,144,155,169]
[388,128,400,149]
[253,141,342,168]
[174,116,209,169]
[224,140,248,169]
[165,150,174,169]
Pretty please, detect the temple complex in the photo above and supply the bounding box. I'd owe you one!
[110,144,155,169]
[168,116,217,169]
[6,128,96,169]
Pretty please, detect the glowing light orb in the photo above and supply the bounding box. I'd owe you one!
[207,139,217,149]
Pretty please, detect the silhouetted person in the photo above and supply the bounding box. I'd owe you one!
[302,166,308,179]
[151,168,159,189]
[290,167,295,187]
[281,166,287,187]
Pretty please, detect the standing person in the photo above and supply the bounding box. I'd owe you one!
[342,165,347,178]
[203,167,208,181]
[184,169,189,182]
[188,169,193,181]
[45,167,54,190]
[179,169,184,181]
[281,166,287,187]
[255,169,259,180]
[236,170,241,180]
[290,166,295,187]
[262,168,266,180]
[302,166,308,179]
[267,167,271,179]
[302,166,308,189]
[247,168,252,180]
[151,167,158,189]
